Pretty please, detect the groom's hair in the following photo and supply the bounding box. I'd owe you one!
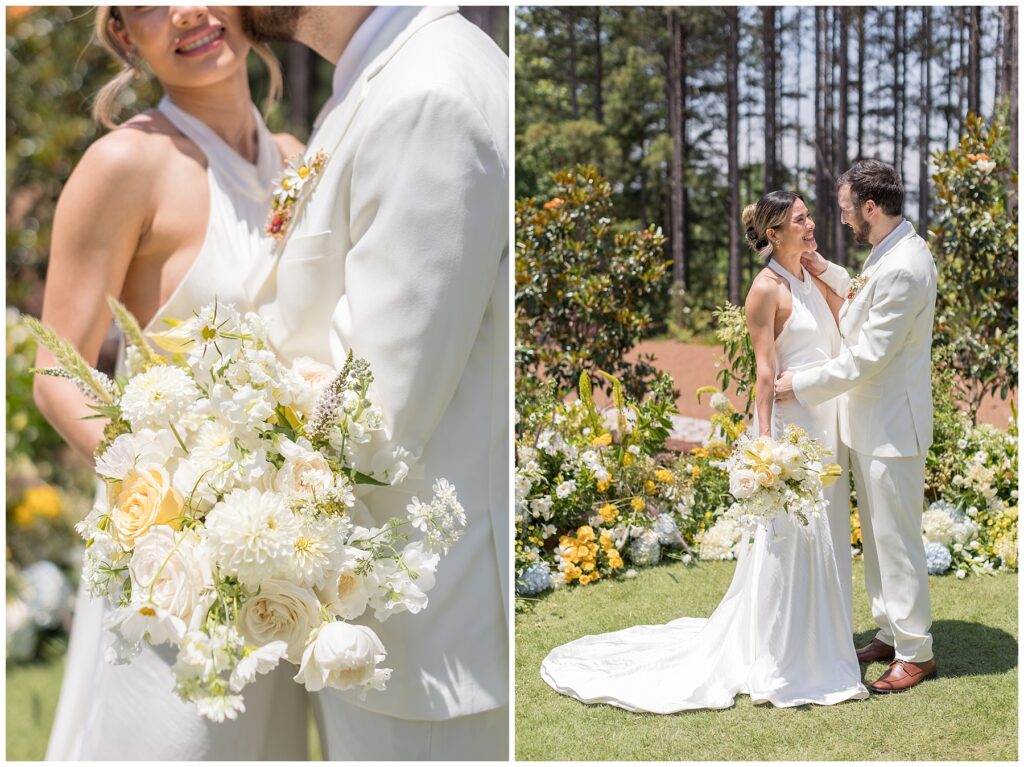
[836,160,903,216]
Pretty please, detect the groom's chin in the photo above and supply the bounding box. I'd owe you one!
[240,6,303,44]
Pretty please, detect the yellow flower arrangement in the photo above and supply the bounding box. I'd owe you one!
[13,484,62,528]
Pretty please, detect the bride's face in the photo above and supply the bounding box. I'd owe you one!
[769,198,816,256]
[110,6,250,91]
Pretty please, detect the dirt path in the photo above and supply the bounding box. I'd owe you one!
[625,339,1016,429]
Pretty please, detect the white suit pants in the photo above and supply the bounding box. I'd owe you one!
[312,696,508,761]
[850,449,933,662]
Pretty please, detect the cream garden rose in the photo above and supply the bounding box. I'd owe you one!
[112,466,184,548]
[237,579,321,662]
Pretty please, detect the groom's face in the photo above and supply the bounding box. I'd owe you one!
[838,185,871,246]
[240,7,305,44]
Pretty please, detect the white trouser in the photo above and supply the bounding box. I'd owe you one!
[312,695,508,761]
[850,449,933,663]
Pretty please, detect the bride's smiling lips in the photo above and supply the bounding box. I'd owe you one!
[174,25,226,57]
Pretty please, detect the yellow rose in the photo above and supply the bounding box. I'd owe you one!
[112,467,184,548]
[591,433,612,448]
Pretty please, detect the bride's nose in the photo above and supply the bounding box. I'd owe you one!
[170,6,208,28]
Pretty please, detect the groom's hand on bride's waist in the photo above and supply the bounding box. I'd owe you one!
[775,370,796,402]
[800,251,828,277]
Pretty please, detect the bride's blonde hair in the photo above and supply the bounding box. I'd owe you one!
[741,190,804,264]
[92,6,282,129]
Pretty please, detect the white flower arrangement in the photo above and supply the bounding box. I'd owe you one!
[28,298,464,720]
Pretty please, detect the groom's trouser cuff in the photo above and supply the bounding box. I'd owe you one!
[850,450,934,663]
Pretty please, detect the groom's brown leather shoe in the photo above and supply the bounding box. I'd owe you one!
[869,658,937,693]
[855,638,896,665]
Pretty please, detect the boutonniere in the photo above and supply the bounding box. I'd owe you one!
[846,273,869,301]
[265,150,329,240]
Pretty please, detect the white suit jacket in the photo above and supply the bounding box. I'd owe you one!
[792,221,937,458]
[245,7,509,720]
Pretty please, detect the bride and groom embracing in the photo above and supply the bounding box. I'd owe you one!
[542,159,939,713]
[37,5,507,761]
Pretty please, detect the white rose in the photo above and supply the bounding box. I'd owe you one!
[238,579,322,662]
[128,526,213,630]
[293,621,389,693]
[274,438,336,500]
[730,469,759,499]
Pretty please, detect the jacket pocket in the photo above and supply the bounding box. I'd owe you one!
[281,230,333,264]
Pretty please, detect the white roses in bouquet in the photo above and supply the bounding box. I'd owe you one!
[27,298,465,721]
[719,425,841,529]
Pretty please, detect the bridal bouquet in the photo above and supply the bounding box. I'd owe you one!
[719,426,841,529]
[26,299,464,721]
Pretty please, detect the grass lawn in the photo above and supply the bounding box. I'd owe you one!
[516,559,1018,761]
[6,655,324,760]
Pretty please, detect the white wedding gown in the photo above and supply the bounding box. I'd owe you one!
[541,259,869,713]
[45,97,309,760]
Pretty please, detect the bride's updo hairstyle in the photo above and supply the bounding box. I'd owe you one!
[92,6,282,129]
[741,190,804,264]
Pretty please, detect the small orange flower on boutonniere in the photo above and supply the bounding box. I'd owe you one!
[266,150,329,240]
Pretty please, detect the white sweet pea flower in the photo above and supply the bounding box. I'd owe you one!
[95,429,178,481]
[293,621,390,693]
[315,546,374,621]
[230,641,289,693]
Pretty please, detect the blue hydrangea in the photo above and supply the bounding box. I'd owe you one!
[929,499,965,522]
[653,513,683,548]
[515,562,552,596]
[925,540,952,575]
[629,530,662,567]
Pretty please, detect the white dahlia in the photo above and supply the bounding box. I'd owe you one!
[204,488,300,588]
[120,365,201,431]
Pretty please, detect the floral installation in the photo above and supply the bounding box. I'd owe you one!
[846,273,870,301]
[514,371,740,604]
[266,149,329,240]
[25,298,464,721]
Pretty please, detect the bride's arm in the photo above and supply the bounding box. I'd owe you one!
[801,250,851,297]
[32,132,153,463]
[744,277,778,438]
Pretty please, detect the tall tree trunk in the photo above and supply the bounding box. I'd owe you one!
[893,7,903,178]
[946,8,957,146]
[919,7,932,235]
[958,7,967,132]
[1004,5,1019,209]
[667,10,688,290]
[968,6,981,116]
[994,8,1004,113]
[795,7,804,184]
[593,8,603,123]
[285,43,312,132]
[568,8,579,120]
[856,8,865,160]
[814,8,831,253]
[727,7,742,306]
[762,7,777,192]
[835,8,849,266]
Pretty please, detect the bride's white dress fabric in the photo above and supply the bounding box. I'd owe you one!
[541,260,868,713]
[45,97,309,760]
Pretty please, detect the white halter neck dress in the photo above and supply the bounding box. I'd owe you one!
[540,260,867,713]
[45,97,309,761]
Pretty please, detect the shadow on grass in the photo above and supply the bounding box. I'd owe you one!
[854,620,1017,677]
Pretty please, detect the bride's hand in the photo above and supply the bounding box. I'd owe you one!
[800,250,828,278]
[775,370,796,403]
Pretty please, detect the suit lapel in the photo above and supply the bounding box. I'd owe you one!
[244,6,460,305]
[838,223,917,329]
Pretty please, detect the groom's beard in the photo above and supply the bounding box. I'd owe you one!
[241,7,304,44]
[850,217,871,245]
